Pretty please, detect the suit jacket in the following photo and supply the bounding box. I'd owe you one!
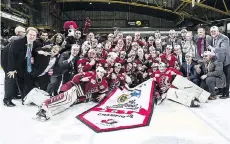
[193,34,212,45]
[1,36,21,72]
[58,51,79,76]
[180,61,198,80]
[200,59,226,88]
[7,36,38,77]
[193,35,212,60]
[174,53,185,66]
[210,33,230,66]
[51,54,63,77]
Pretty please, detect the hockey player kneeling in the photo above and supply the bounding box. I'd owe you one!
[34,67,108,121]
[152,62,182,105]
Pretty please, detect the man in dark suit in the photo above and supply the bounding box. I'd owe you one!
[173,44,185,67]
[180,53,199,85]
[196,51,226,100]
[193,27,212,60]
[7,27,39,105]
[208,26,230,99]
[1,41,20,106]
[35,45,61,91]
[59,44,81,84]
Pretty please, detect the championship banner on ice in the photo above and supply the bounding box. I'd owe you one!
[77,79,155,133]
[167,75,210,107]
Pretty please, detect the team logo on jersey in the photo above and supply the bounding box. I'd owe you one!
[91,79,96,84]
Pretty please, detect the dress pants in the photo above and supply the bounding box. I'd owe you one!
[46,75,62,96]
[17,72,36,98]
[3,73,18,101]
[200,76,216,96]
[223,64,230,97]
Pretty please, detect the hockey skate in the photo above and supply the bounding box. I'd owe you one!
[33,109,50,122]
[190,98,200,108]
[156,93,167,105]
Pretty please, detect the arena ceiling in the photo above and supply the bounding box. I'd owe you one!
[57,0,230,26]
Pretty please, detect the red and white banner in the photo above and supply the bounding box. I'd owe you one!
[77,79,155,133]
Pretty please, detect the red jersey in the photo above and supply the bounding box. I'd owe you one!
[160,53,177,68]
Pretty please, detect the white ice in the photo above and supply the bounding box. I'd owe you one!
[0,70,230,144]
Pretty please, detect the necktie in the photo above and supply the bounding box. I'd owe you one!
[213,39,216,47]
[187,64,190,77]
[205,63,208,74]
[27,44,32,73]
[178,56,181,66]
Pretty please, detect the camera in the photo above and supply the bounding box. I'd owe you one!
[68,29,75,36]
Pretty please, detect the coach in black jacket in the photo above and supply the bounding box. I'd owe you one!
[7,27,39,102]
[59,44,80,84]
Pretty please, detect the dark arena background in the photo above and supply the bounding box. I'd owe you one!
[0,0,230,144]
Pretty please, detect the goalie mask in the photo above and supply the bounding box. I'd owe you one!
[108,33,114,42]
[126,35,132,45]
[169,29,176,39]
[159,63,167,73]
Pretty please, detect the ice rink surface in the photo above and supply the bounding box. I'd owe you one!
[0,70,230,144]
